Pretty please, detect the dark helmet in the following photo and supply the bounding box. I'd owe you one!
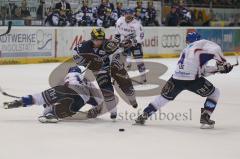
[91,28,105,40]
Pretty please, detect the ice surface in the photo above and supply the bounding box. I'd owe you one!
[0,57,239,159]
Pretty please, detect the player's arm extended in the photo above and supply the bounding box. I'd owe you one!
[202,45,232,76]
[201,65,218,76]
[210,45,233,73]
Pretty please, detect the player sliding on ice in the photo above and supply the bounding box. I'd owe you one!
[72,28,138,120]
[135,32,234,129]
[3,65,105,123]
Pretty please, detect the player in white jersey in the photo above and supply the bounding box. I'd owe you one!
[135,32,234,128]
[115,8,146,83]
[3,66,104,123]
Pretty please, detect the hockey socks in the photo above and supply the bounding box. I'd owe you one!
[21,95,34,107]
[143,104,158,117]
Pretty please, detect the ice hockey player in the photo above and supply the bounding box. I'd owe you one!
[135,32,233,129]
[115,8,146,83]
[72,28,138,119]
[3,65,105,123]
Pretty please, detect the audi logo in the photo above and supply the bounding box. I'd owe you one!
[161,34,181,48]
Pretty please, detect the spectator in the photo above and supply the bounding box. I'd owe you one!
[10,3,18,19]
[21,0,31,18]
[21,0,31,26]
[55,0,71,12]
[97,6,117,28]
[97,0,115,18]
[115,0,124,18]
[134,0,146,24]
[145,0,159,26]
[37,0,45,20]
[0,6,9,20]
[178,5,193,26]
[13,7,22,20]
[78,0,94,26]
[55,0,72,24]
[81,0,90,12]
[165,6,179,26]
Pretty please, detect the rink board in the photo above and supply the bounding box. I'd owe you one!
[0,27,240,64]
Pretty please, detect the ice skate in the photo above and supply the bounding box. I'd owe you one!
[200,108,215,129]
[134,112,148,125]
[38,113,59,123]
[110,112,117,121]
[3,100,23,109]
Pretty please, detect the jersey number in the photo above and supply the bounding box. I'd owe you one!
[178,52,185,69]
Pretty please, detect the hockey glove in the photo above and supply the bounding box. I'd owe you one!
[102,40,119,54]
[87,106,102,118]
[217,62,233,73]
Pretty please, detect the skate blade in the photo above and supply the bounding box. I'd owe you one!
[38,117,58,123]
[111,118,117,122]
[3,102,11,109]
[132,121,145,126]
[3,104,8,109]
[200,124,214,129]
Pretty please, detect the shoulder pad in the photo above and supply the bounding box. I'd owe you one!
[74,40,93,54]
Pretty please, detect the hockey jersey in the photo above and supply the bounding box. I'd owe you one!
[115,16,144,44]
[173,39,226,80]
[64,66,103,105]
[72,40,112,73]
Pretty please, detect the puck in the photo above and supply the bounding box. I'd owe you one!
[119,128,125,132]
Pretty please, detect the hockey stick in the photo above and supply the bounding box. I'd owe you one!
[0,21,12,37]
[0,86,21,99]
[131,79,143,85]
[233,55,239,66]
[115,73,143,85]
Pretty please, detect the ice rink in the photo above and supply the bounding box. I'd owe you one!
[0,57,239,159]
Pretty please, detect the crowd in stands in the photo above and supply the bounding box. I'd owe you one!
[42,0,160,27]
[0,0,31,25]
[164,0,240,7]
[0,0,240,26]
[164,2,240,26]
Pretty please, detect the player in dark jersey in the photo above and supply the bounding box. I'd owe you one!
[72,28,138,119]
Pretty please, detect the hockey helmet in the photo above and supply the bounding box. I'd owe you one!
[125,8,134,15]
[186,32,201,43]
[91,28,105,40]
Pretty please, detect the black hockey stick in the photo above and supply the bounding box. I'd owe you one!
[0,86,20,99]
[233,55,239,66]
[115,73,144,85]
[0,21,12,37]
